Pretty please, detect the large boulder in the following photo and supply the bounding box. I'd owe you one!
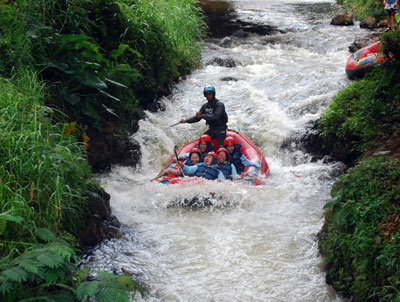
[79,190,123,247]
[360,17,377,29]
[331,14,354,26]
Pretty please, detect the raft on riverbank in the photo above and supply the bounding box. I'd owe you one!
[345,41,389,79]
[153,129,269,186]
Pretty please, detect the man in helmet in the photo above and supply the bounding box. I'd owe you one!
[180,85,228,148]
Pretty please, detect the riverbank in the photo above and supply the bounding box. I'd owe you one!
[315,29,400,301]
[0,0,205,300]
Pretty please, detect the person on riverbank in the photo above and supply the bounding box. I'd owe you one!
[224,136,260,177]
[180,85,228,148]
[183,151,225,181]
[216,147,239,180]
[384,0,398,31]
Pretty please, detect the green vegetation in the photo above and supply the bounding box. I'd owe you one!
[0,0,205,131]
[0,72,93,257]
[337,0,386,20]
[319,156,400,301]
[0,0,205,300]
[318,32,400,301]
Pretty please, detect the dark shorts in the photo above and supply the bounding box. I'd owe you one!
[385,3,397,15]
[204,128,227,147]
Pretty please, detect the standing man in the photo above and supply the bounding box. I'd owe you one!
[180,85,228,148]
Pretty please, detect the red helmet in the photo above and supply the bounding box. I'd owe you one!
[216,148,229,159]
[199,134,212,143]
[224,136,235,146]
[205,151,218,160]
[190,147,201,156]
[216,147,229,154]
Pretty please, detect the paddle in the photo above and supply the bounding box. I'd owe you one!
[169,121,181,127]
[169,116,197,127]
[174,145,185,177]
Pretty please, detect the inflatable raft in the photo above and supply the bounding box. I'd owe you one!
[153,129,269,186]
[345,41,388,80]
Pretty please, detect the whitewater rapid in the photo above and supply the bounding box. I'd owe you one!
[83,0,368,301]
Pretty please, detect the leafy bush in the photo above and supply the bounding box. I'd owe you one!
[338,0,385,20]
[0,0,205,132]
[0,229,144,302]
[319,156,400,301]
[0,71,95,257]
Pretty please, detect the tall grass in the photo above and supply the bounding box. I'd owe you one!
[0,71,94,258]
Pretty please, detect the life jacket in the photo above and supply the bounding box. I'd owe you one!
[194,163,219,180]
[217,161,232,179]
[183,158,198,166]
[228,143,244,174]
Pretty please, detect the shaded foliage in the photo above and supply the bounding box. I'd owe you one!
[320,156,400,301]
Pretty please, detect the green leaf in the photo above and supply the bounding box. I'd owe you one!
[18,259,40,274]
[76,281,100,299]
[48,290,75,302]
[0,215,6,235]
[35,228,55,243]
[99,90,121,102]
[60,87,81,105]
[3,267,28,282]
[37,253,64,268]
[75,70,107,89]
[0,280,15,295]
[102,104,119,118]
[104,77,128,89]
[1,213,23,224]
[95,285,129,302]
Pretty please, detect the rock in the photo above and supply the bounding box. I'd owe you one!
[79,189,123,247]
[348,33,381,52]
[79,216,123,247]
[331,14,354,26]
[280,120,359,166]
[85,190,111,220]
[86,124,141,172]
[378,19,388,28]
[206,56,236,67]
[221,77,238,81]
[360,17,377,29]
[200,3,283,38]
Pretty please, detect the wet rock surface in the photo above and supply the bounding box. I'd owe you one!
[200,3,284,38]
[281,120,360,167]
[330,13,354,26]
[348,32,381,52]
[80,190,123,247]
[86,123,141,173]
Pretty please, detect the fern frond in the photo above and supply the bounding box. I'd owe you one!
[37,253,64,268]
[76,280,100,300]
[35,228,55,243]
[18,258,40,274]
[48,241,75,259]
[2,266,28,283]
[0,279,15,296]
[95,284,129,302]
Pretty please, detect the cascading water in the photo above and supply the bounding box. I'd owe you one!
[82,0,368,300]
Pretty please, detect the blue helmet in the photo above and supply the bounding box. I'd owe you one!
[203,85,216,97]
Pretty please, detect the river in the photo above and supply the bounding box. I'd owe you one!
[83,0,368,301]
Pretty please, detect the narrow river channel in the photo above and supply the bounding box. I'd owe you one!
[83,0,368,300]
